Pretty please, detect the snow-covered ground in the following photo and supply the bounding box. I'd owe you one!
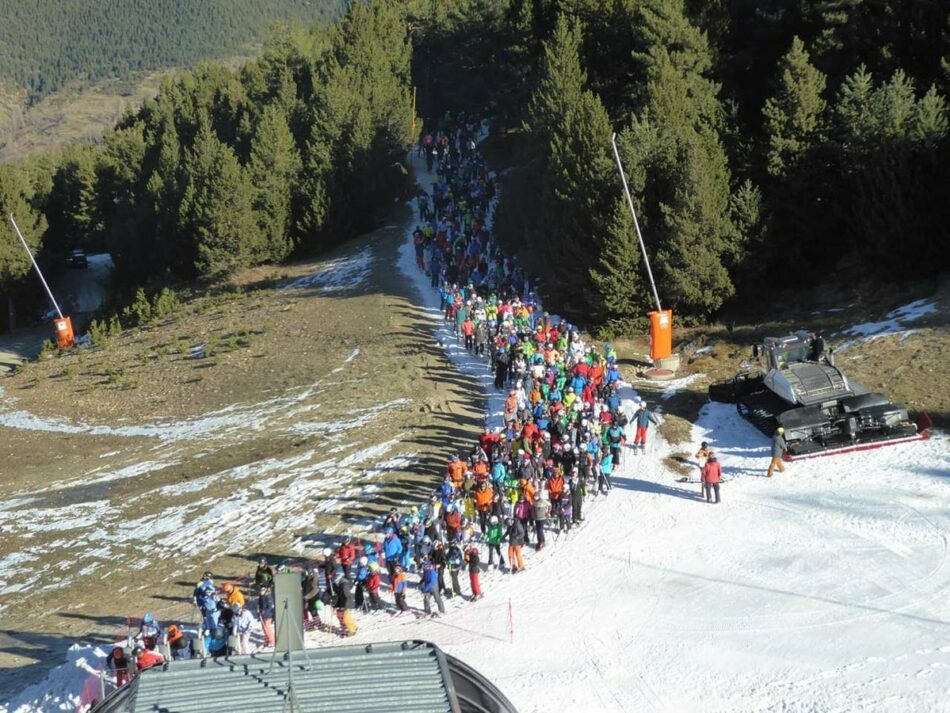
[306,403,950,713]
[309,149,950,712]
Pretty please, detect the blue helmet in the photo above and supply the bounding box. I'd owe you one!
[143,613,154,625]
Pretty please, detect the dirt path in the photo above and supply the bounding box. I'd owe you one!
[0,207,486,697]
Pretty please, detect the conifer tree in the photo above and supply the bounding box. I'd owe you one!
[762,37,827,177]
[178,119,260,279]
[589,197,648,331]
[526,15,616,317]
[248,103,302,263]
[45,146,97,255]
[0,164,46,286]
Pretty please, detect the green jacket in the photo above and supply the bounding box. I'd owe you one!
[486,523,504,545]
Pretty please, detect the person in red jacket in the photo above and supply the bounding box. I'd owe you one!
[461,317,476,352]
[132,645,164,672]
[338,537,357,574]
[701,453,722,504]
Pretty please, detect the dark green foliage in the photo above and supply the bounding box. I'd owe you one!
[0,0,343,104]
[178,120,261,279]
[589,197,649,333]
[522,16,617,319]
[248,104,302,263]
[0,163,46,284]
[763,37,827,177]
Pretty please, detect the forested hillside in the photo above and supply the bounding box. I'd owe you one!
[0,0,412,328]
[0,0,342,104]
[1,0,948,336]
[407,0,950,330]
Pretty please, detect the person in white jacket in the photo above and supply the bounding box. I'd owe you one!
[231,603,256,655]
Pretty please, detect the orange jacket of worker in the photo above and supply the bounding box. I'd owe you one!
[547,473,565,501]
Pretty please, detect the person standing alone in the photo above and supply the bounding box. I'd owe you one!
[701,453,722,504]
[768,427,787,478]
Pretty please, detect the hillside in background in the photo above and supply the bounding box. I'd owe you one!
[0,0,342,105]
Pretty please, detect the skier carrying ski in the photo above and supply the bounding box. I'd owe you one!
[633,401,660,453]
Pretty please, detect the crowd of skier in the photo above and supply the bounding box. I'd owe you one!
[105,113,668,683]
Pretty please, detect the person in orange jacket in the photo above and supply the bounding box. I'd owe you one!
[447,455,466,488]
[547,470,565,503]
[132,645,164,672]
[701,453,722,504]
[474,481,494,533]
[222,582,245,608]
[520,477,537,504]
[472,458,489,482]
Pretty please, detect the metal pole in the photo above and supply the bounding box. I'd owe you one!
[610,134,662,313]
[8,214,63,319]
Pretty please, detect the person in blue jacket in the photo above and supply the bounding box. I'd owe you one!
[633,400,661,452]
[420,560,445,617]
[383,528,403,584]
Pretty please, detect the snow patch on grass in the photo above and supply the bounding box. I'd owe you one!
[656,373,705,400]
[842,298,937,339]
[284,247,373,294]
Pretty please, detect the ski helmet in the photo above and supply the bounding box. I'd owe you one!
[359,556,368,567]
[490,516,499,524]
[322,548,332,557]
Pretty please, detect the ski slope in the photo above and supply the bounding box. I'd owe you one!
[311,403,950,712]
[5,139,950,713]
[310,146,950,711]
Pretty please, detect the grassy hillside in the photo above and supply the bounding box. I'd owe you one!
[0,0,342,104]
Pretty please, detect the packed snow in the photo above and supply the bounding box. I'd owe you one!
[303,401,950,713]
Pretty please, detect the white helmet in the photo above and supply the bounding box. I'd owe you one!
[322,548,332,557]
[490,516,499,524]
[359,556,368,566]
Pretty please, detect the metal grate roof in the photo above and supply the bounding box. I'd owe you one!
[125,641,459,713]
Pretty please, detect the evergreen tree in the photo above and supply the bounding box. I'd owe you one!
[618,5,741,317]
[178,119,260,279]
[762,37,827,177]
[0,164,46,286]
[44,146,97,255]
[525,15,616,318]
[589,197,648,331]
[248,104,303,262]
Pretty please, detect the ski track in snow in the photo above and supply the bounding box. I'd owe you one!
[6,132,950,713]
